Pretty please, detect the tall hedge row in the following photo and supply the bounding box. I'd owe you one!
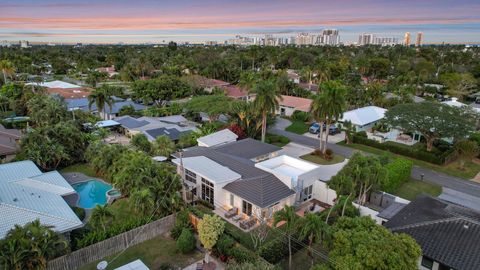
[383,158,413,193]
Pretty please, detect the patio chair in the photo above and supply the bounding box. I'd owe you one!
[240,217,256,230]
[224,207,238,219]
[232,214,243,222]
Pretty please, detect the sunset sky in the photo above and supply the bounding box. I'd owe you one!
[1,0,480,44]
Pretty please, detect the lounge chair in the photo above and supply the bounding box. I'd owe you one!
[224,207,238,218]
[232,214,243,222]
[240,217,257,230]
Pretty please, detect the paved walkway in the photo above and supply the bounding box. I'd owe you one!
[270,128,480,198]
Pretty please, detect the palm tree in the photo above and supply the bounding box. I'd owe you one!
[251,80,282,142]
[339,120,354,144]
[320,81,347,153]
[131,188,155,216]
[310,93,328,152]
[151,135,176,157]
[299,213,330,267]
[88,85,115,120]
[0,60,14,84]
[273,205,300,270]
[90,205,114,232]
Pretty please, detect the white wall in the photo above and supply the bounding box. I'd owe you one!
[276,106,296,117]
[313,181,337,205]
[352,202,387,225]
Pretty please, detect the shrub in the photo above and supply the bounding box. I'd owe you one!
[131,134,151,153]
[265,134,290,145]
[291,110,310,122]
[352,134,454,165]
[229,245,257,264]
[171,210,193,240]
[258,235,303,264]
[215,234,235,255]
[176,228,196,254]
[383,158,413,193]
[197,199,215,210]
[324,149,333,160]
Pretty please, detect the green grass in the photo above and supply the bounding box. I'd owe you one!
[107,198,140,227]
[339,142,480,180]
[77,235,203,270]
[60,163,97,178]
[392,178,442,201]
[285,120,310,135]
[266,133,290,147]
[300,153,345,165]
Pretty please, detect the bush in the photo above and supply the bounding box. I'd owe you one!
[291,110,310,122]
[229,245,257,264]
[131,134,151,153]
[171,210,193,240]
[197,199,215,210]
[383,158,413,193]
[215,234,236,256]
[352,134,454,165]
[325,149,333,160]
[176,228,196,254]
[258,235,303,264]
[265,134,290,145]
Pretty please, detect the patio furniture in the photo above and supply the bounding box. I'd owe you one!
[240,217,257,230]
[232,214,243,222]
[224,207,238,219]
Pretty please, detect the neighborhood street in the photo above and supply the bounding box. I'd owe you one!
[270,126,480,198]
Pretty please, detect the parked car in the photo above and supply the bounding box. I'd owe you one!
[309,123,340,135]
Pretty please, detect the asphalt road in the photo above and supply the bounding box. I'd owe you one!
[270,128,480,198]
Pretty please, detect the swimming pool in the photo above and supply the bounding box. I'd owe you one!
[72,180,113,208]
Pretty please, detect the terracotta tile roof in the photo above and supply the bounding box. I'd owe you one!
[223,85,249,98]
[278,95,312,112]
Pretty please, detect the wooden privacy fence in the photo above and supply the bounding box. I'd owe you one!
[47,214,175,270]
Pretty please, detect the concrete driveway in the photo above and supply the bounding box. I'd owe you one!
[303,131,346,144]
[278,142,315,158]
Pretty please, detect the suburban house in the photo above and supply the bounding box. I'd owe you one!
[197,129,238,147]
[223,85,253,101]
[65,97,147,120]
[173,138,347,228]
[95,65,118,77]
[26,80,91,99]
[442,97,480,113]
[185,75,253,101]
[0,124,22,160]
[115,115,197,142]
[276,95,312,117]
[287,69,300,84]
[385,195,480,270]
[0,161,83,239]
[338,106,387,132]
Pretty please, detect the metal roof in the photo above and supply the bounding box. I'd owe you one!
[197,129,238,147]
[144,127,191,141]
[172,156,241,184]
[213,138,281,160]
[339,106,386,126]
[115,116,150,129]
[0,161,82,238]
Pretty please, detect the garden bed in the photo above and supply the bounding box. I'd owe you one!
[300,153,345,165]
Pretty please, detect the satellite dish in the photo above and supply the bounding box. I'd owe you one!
[97,261,108,270]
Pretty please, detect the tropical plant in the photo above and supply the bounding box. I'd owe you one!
[131,133,152,153]
[90,205,114,232]
[454,140,480,170]
[88,85,115,120]
[250,80,282,142]
[0,60,14,85]
[198,214,225,262]
[273,205,300,270]
[320,81,347,152]
[299,213,331,267]
[151,135,175,157]
[0,220,68,270]
[131,188,155,215]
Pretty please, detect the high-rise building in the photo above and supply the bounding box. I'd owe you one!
[321,29,340,45]
[358,33,375,45]
[416,32,423,47]
[20,40,30,48]
[404,32,411,46]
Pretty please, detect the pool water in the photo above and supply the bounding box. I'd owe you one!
[72,180,113,208]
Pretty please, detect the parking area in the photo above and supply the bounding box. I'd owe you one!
[302,131,346,143]
[278,142,315,158]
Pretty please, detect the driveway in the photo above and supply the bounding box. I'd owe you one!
[278,142,315,158]
[269,128,480,198]
[272,117,292,130]
[303,131,346,144]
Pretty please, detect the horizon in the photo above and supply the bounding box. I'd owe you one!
[1,0,480,44]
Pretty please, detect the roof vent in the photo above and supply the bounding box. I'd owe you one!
[13,198,18,202]
[463,224,469,229]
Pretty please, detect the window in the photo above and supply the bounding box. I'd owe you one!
[302,185,313,201]
[230,194,235,207]
[421,257,434,269]
[201,178,214,205]
[185,169,196,184]
[242,200,252,216]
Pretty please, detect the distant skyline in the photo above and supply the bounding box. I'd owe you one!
[1,0,480,44]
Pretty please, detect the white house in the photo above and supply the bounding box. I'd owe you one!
[338,106,387,132]
[0,161,83,238]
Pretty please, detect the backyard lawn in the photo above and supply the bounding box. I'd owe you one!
[285,120,310,135]
[77,235,203,270]
[60,163,97,178]
[300,153,345,165]
[392,178,442,201]
[339,142,480,180]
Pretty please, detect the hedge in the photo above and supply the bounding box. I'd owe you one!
[291,110,310,122]
[383,158,413,193]
[352,134,454,165]
[258,234,304,264]
[176,228,196,254]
